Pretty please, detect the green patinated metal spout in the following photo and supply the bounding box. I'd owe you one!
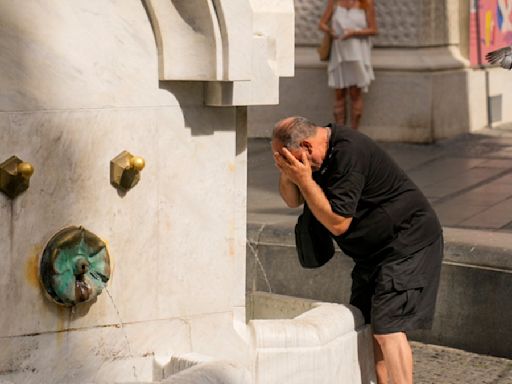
[40,226,111,306]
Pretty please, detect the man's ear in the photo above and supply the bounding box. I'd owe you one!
[301,140,313,154]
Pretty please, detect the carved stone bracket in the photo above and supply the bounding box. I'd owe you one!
[143,0,295,106]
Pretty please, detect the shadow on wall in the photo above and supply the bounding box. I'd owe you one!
[158,81,247,157]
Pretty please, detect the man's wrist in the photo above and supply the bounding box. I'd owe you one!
[281,173,295,186]
[297,176,316,197]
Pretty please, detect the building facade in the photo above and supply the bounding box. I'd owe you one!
[249,0,512,142]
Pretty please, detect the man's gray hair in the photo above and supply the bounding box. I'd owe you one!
[272,116,318,149]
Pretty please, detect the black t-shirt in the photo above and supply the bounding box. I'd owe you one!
[313,125,442,264]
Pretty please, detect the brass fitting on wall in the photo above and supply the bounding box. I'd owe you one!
[110,150,145,191]
[0,156,34,199]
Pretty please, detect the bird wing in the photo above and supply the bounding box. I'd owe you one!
[501,55,512,70]
[486,46,512,65]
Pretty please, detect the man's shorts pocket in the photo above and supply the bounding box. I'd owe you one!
[374,273,426,319]
[391,274,426,318]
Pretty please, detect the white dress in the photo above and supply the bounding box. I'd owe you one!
[328,6,374,91]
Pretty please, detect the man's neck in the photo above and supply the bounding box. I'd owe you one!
[316,126,331,163]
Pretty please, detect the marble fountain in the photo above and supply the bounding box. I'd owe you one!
[0,1,375,383]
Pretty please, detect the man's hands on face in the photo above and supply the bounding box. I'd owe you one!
[273,147,312,187]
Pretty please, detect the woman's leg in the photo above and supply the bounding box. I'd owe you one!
[334,88,347,125]
[348,85,363,129]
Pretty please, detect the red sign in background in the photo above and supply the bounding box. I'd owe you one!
[470,0,512,65]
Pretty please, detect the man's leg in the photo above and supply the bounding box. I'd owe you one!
[373,336,389,384]
[373,332,413,384]
[370,236,443,383]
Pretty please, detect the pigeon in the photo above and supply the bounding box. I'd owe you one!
[486,46,512,70]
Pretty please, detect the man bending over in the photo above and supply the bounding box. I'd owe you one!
[271,116,443,384]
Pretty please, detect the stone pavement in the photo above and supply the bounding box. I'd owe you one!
[247,125,512,383]
[412,341,512,383]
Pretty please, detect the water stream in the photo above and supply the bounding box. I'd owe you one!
[246,224,272,293]
[104,287,139,381]
[64,306,76,383]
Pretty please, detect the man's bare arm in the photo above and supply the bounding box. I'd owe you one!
[298,177,352,236]
[278,168,305,208]
[275,148,352,236]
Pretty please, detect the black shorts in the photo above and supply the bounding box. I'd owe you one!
[349,235,443,335]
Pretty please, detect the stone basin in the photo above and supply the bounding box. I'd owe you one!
[148,292,376,384]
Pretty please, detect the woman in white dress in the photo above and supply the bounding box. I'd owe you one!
[319,0,377,129]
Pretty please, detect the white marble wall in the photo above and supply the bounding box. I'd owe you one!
[0,1,293,383]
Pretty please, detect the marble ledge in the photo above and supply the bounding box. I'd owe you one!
[250,302,365,349]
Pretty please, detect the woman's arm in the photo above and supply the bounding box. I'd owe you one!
[319,0,336,36]
[365,0,378,34]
